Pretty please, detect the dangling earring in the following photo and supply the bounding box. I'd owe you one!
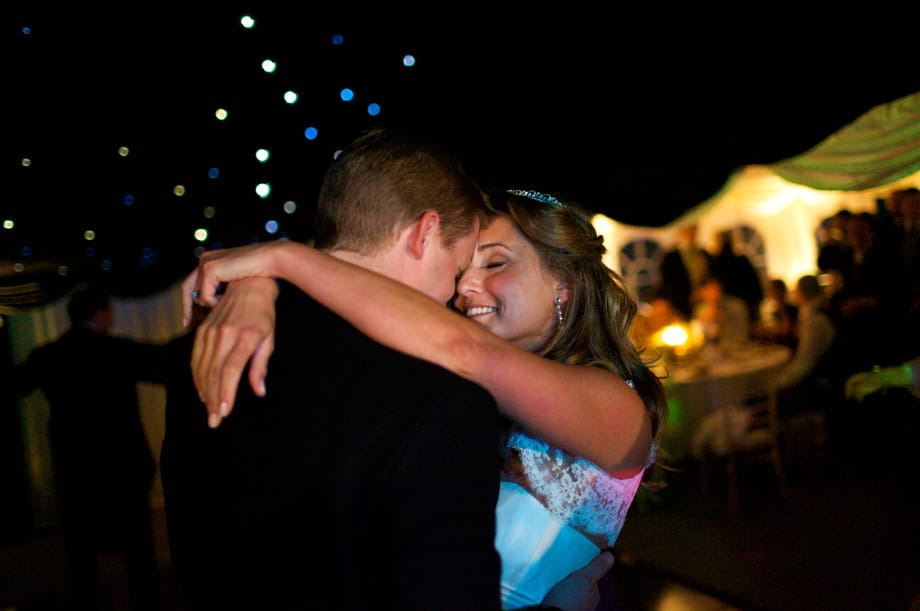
[555,296,564,325]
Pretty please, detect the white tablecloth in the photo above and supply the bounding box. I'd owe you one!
[659,343,791,461]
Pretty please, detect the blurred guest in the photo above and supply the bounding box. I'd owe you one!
[754,278,797,347]
[773,275,836,416]
[660,224,711,320]
[817,209,855,283]
[630,285,686,348]
[895,187,920,289]
[707,229,763,322]
[691,275,750,347]
[12,283,166,611]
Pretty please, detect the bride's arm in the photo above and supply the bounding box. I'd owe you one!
[188,241,651,475]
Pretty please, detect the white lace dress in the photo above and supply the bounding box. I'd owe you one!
[495,429,653,609]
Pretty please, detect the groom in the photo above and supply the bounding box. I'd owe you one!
[161,128,504,609]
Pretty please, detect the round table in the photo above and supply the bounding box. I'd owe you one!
[657,342,791,461]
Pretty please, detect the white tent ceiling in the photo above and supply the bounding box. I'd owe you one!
[593,90,920,292]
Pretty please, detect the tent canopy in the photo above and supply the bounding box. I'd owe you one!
[594,90,920,294]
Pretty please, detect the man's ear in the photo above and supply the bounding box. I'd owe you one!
[406,210,441,259]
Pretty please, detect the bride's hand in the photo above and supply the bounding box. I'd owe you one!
[182,241,286,327]
[191,277,279,427]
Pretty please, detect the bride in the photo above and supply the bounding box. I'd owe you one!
[185,189,666,609]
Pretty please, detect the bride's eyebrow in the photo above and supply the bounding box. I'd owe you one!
[477,241,510,252]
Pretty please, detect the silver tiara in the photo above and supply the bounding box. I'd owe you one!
[506,189,565,208]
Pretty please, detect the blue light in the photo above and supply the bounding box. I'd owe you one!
[340,88,354,102]
[86,247,96,258]
[21,246,31,256]
[101,259,113,271]
[305,126,319,140]
[140,247,158,268]
[367,103,381,116]
[208,167,220,179]
[332,34,344,45]
[123,194,134,206]
[265,220,279,234]
[403,54,416,67]
[22,27,31,35]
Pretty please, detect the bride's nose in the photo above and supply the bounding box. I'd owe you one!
[456,267,482,298]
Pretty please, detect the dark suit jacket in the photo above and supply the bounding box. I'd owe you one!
[162,282,503,610]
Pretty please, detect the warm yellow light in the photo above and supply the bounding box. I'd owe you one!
[661,325,689,347]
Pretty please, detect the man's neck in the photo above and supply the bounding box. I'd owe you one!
[327,248,388,275]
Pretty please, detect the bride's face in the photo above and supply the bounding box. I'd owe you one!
[454,215,567,352]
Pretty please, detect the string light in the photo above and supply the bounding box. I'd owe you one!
[5,5,418,283]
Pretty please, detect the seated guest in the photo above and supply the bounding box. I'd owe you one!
[691,275,750,347]
[630,285,686,348]
[754,278,797,347]
[773,275,836,415]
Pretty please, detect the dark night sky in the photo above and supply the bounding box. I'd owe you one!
[3,1,919,297]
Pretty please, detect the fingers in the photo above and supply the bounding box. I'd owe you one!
[580,551,615,581]
[181,269,200,327]
[247,335,275,399]
[192,317,275,428]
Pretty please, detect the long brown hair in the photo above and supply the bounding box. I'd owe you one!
[488,190,666,440]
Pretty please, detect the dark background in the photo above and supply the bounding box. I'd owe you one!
[3,0,919,298]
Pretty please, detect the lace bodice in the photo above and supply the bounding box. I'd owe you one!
[504,429,653,548]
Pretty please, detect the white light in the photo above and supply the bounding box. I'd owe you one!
[215,108,229,120]
[194,228,209,242]
[2,219,13,230]
[661,325,689,347]
[284,90,298,104]
[261,59,277,73]
[255,183,271,198]
[283,200,297,214]
[255,148,270,162]
[240,15,255,29]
